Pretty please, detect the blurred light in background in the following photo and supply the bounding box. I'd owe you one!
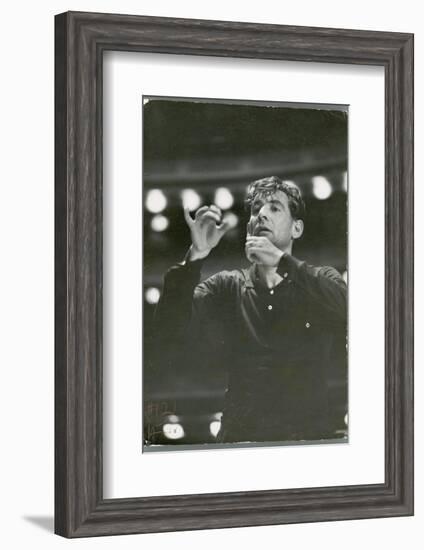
[209,412,222,438]
[223,211,239,229]
[342,171,348,192]
[145,287,161,304]
[150,214,169,232]
[312,176,333,200]
[214,187,234,210]
[181,188,202,211]
[163,423,185,440]
[209,420,221,438]
[146,189,167,213]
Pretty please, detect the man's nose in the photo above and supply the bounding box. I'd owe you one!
[258,205,269,220]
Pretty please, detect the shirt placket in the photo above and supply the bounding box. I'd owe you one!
[265,271,290,313]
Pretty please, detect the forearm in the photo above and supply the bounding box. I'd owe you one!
[154,253,204,341]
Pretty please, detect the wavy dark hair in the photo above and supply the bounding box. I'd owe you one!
[245,176,306,221]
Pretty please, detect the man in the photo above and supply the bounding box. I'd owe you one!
[154,176,347,444]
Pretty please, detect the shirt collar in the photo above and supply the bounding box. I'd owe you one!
[241,265,256,288]
[242,264,290,290]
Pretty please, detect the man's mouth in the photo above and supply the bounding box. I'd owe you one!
[254,227,271,236]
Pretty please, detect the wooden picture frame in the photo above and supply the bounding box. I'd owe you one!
[55,11,414,537]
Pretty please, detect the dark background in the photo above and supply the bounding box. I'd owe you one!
[142,98,348,447]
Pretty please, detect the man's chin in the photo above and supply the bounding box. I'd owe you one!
[256,229,272,237]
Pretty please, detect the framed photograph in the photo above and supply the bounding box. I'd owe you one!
[55,11,413,537]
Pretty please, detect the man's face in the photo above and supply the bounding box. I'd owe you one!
[248,190,302,250]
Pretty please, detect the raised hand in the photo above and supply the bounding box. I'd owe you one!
[245,236,284,266]
[184,205,231,261]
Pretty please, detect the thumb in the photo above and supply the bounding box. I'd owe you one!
[217,219,231,235]
[183,207,194,227]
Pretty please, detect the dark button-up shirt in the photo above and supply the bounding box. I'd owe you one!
[155,253,347,444]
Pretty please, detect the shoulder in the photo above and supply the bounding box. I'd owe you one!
[279,253,345,283]
[204,268,246,286]
[197,268,246,294]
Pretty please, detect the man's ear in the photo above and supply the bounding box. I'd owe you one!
[292,219,304,240]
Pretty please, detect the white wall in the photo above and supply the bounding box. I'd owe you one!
[0,1,420,548]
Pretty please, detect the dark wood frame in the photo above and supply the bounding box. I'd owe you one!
[55,11,414,538]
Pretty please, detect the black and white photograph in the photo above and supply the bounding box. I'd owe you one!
[143,97,348,450]
[0,0,417,545]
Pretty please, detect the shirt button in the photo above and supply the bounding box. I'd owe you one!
[270,289,274,295]
[283,272,288,278]
[268,305,273,310]
[305,322,311,328]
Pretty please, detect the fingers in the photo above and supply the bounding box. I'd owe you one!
[217,219,231,234]
[245,246,264,265]
[209,205,222,216]
[246,236,270,247]
[194,206,209,219]
[201,211,222,225]
[185,204,229,233]
[245,246,263,255]
[183,207,195,227]
[186,206,220,227]
[245,245,259,263]
[194,205,223,225]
